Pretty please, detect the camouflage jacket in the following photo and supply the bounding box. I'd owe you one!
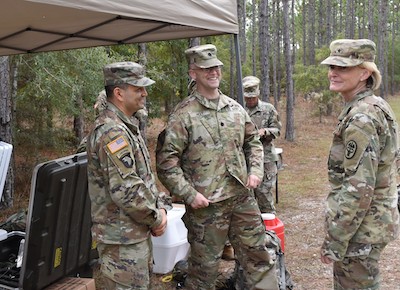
[322,90,400,260]
[156,90,264,205]
[245,100,282,162]
[87,102,171,245]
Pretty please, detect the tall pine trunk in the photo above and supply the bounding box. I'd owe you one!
[259,0,270,101]
[283,0,295,141]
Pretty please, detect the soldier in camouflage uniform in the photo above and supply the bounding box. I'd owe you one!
[320,39,400,290]
[86,62,171,290]
[243,76,282,214]
[156,44,279,290]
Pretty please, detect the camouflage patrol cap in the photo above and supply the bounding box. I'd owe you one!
[103,61,155,87]
[185,44,224,68]
[242,76,260,98]
[321,39,376,67]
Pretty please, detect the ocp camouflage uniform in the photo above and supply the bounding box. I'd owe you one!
[321,90,400,289]
[87,62,171,289]
[245,100,281,214]
[157,89,278,290]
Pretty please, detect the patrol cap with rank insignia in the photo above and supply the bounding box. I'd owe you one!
[321,39,376,67]
[103,61,155,87]
[242,76,260,98]
[185,44,224,68]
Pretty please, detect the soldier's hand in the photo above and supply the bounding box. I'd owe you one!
[320,253,333,264]
[246,174,261,189]
[190,193,210,209]
[258,128,270,136]
[151,209,167,237]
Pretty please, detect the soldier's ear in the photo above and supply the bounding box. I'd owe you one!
[360,68,372,82]
[113,87,125,102]
[188,69,197,81]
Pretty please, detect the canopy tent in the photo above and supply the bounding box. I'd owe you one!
[0,0,238,56]
[0,0,244,104]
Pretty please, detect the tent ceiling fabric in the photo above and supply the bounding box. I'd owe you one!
[0,0,238,56]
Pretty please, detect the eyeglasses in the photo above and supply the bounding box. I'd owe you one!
[192,66,221,73]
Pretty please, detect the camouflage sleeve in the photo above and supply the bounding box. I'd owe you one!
[397,149,400,176]
[156,191,172,211]
[156,115,199,205]
[264,106,281,138]
[76,135,88,153]
[134,108,148,130]
[321,114,378,260]
[102,128,164,228]
[243,112,264,179]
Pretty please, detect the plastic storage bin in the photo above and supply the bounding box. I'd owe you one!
[151,205,190,274]
[0,141,13,201]
[0,229,7,241]
[261,213,285,252]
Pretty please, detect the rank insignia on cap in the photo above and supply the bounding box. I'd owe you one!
[107,136,128,154]
[119,153,133,168]
[345,140,357,159]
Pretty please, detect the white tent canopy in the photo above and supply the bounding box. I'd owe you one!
[0,0,238,56]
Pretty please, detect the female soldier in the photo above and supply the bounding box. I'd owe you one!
[320,39,399,290]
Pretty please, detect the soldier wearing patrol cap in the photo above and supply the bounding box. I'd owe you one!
[86,61,171,289]
[320,39,400,289]
[157,44,279,290]
[243,76,281,215]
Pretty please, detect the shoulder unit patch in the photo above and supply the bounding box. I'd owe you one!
[119,153,133,168]
[345,140,357,159]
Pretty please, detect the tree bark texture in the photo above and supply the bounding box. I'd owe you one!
[282,0,295,141]
[259,0,270,101]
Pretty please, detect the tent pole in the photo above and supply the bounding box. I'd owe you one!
[234,34,244,106]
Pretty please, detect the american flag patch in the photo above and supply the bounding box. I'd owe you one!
[107,136,128,153]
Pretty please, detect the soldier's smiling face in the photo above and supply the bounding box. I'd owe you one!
[189,65,222,91]
[118,84,148,116]
[328,65,371,101]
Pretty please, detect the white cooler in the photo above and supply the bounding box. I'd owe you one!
[0,141,13,201]
[151,205,190,274]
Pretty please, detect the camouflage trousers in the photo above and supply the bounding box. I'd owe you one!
[254,161,277,214]
[333,243,387,290]
[96,239,154,290]
[183,191,279,290]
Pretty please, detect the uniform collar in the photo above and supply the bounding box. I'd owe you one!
[105,102,140,134]
[193,90,231,110]
[338,89,373,120]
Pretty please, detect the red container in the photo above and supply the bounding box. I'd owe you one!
[262,213,285,252]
